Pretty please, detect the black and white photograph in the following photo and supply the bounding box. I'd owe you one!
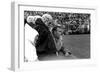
[24,10,90,62]
[11,2,97,71]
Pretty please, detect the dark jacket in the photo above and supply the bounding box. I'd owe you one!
[35,18,57,55]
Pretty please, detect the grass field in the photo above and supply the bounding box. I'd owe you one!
[63,34,90,59]
[38,34,90,61]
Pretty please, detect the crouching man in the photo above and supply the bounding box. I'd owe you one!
[52,26,72,56]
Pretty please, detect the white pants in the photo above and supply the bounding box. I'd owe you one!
[25,40,38,62]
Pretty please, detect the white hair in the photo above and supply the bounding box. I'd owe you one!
[27,15,42,24]
[42,14,53,23]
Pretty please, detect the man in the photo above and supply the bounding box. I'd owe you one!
[25,15,41,62]
[42,14,59,55]
[52,26,72,56]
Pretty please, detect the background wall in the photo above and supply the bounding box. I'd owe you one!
[0,0,100,73]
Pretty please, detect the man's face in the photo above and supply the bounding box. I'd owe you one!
[45,20,53,28]
[57,28,63,35]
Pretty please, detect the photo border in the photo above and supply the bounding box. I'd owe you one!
[11,2,97,71]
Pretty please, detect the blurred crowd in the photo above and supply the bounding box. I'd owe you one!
[24,11,90,35]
